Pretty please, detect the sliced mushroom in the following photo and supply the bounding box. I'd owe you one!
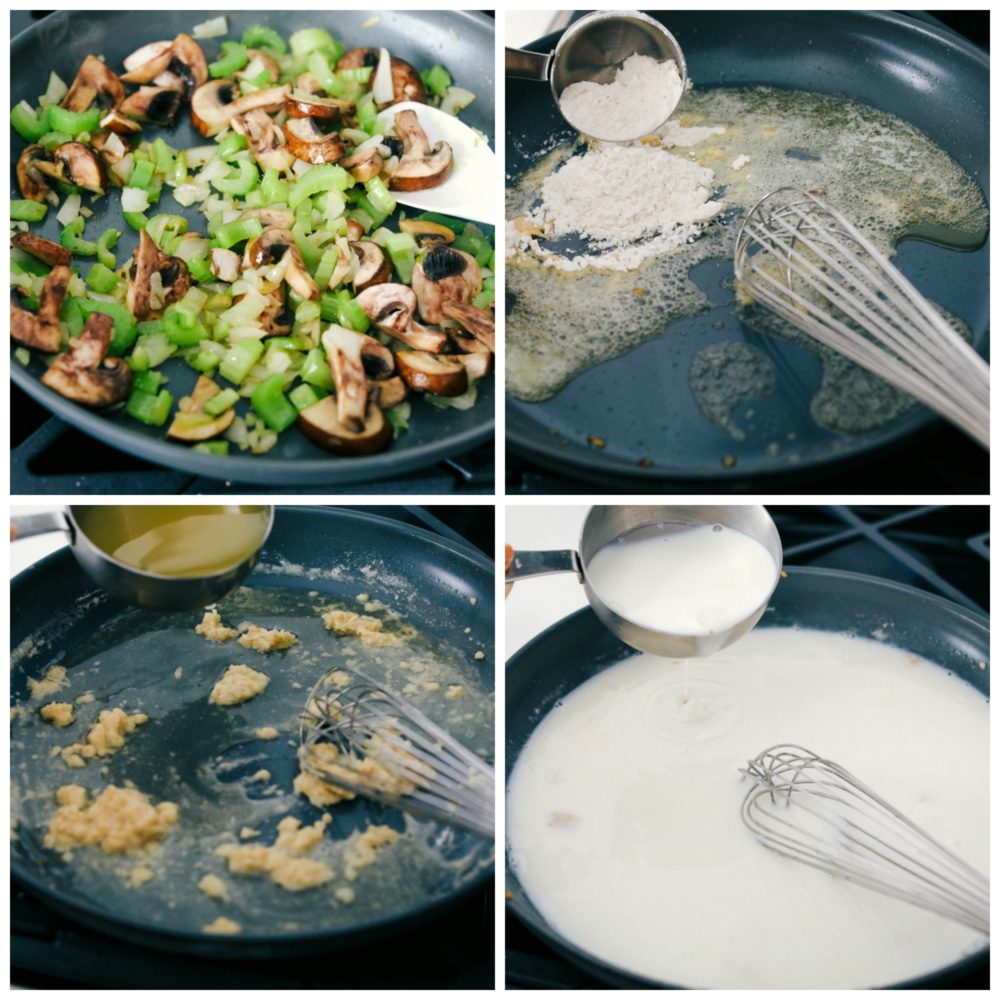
[256,287,294,337]
[232,108,294,173]
[16,145,53,202]
[295,72,323,95]
[321,325,369,430]
[34,142,108,196]
[241,206,295,228]
[411,245,481,324]
[10,265,72,353]
[395,351,469,397]
[121,39,174,81]
[373,375,407,409]
[190,81,290,137]
[119,86,183,126]
[41,312,133,407]
[127,229,191,320]
[282,117,346,165]
[337,49,427,105]
[354,283,449,352]
[167,375,235,441]
[351,241,392,292]
[210,247,241,283]
[11,232,72,268]
[389,110,452,191]
[359,336,395,381]
[400,218,455,244]
[285,93,353,124]
[121,34,207,93]
[152,70,188,94]
[98,109,142,135]
[298,396,392,456]
[243,228,319,300]
[340,145,384,183]
[90,130,132,183]
[455,348,492,380]
[62,55,125,112]
[167,33,209,94]
[442,301,495,353]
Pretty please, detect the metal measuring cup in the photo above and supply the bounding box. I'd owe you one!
[506,505,783,658]
[505,10,688,141]
[11,506,274,612]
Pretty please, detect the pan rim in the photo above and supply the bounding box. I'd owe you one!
[504,564,988,989]
[10,504,495,955]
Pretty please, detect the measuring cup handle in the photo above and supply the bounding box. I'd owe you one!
[505,47,552,81]
[11,510,71,542]
[505,549,582,582]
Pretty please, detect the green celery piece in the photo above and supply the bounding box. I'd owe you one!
[193,440,230,455]
[209,41,249,78]
[364,176,396,217]
[188,349,221,373]
[59,217,98,255]
[124,211,149,230]
[261,168,290,205]
[85,261,118,294]
[386,231,417,284]
[10,102,51,141]
[357,98,378,135]
[217,132,248,160]
[11,199,48,222]
[334,289,370,333]
[289,382,325,411]
[289,27,339,58]
[214,216,263,249]
[96,228,120,269]
[128,345,150,371]
[211,159,259,196]
[204,387,240,415]
[417,210,468,233]
[60,297,85,338]
[77,299,137,355]
[126,388,173,426]
[421,64,452,98]
[313,246,339,290]
[452,223,492,267]
[299,347,334,390]
[289,164,350,209]
[37,130,74,151]
[46,104,100,137]
[188,257,215,283]
[133,369,163,394]
[146,214,188,250]
[241,24,287,54]
[134,331,174,368]
[251,372,298,431]
[219,339,265,384]
[130,159,155,190]
[12,251,50,277]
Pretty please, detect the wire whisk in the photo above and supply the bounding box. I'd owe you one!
[734,188,989,448]
[741,744,989,934]
[300,669,494,838]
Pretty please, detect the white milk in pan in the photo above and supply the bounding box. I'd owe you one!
[506,627,988,988]
[586,522,777,636]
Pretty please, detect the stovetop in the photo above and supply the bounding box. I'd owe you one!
[506,504,989,989]
[11,506,495,989]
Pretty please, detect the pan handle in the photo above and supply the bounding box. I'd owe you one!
[506,549,582,582]
[11,509,71,542]
[505,46,552,81]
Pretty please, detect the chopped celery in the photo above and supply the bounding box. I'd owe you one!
[261,168,290,205]
[418,210,468,232]
[289,383,325,411]
[85,261,119,294]
[59,218,98,255]
[163,303,206,347]
[217,132,248,160]
[128,345,150,371]
[188,257,215,283]
[324,289,370,333]
[299,347,334,390]
[60,297,85,338]
[126,388,173,426]
[209,41,249,78]
[452,223,492,267]
[357,96,378,135]
[11,199,47,222]
[133,331,175,368]
[124,211,149,230]
[188,349,221,373]
[386,231,417,284]
[338,66,373,84]
[37,130,73,151]
[241,24,287,54]
[133,369,164,394]
[96,228,120,269]
[129,159,156,191]
[386,401,411,435]
[421,64,452,98]
[472,275,495,309]
[146,214,188,250]
[77,299,137,355]
[251,373,298,431]
[204,387,240,415]
[220,338,265,384]
[313,246,339,290]
[211,159,259,196]
[11,102,51,141]
[46,105,101,137]
[365,176,396,217]
[213,216,263,249]
[289,164,350,209]
[289,27,341,59]
[193,440,230,455]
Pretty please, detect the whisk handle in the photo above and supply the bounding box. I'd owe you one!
[506,549,582,583]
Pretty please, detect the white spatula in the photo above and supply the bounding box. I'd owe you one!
[376,101,494,226]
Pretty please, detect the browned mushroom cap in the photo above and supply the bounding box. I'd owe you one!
[395,351,469,397]
[257,287,294,337]
[16,145,53,202]
[388,110,452,192]
[321,325,370,430]
[41,312,133,407]
[231,108,294,173]
[210,247,241,283]
[340,145,384,183]
[359,335,395,381]
[351,241,392,292]
[455,348,493,381]
[373,375,408,409]
[98,109,143,135]
[190,80,290,137]
[122,34,207,93]
[241,206,295,228]
[243,227,319,301]
[167,375,236,441]
[411,245,482,324]
[297,396,392,456]
[11,232,72,268]
[119,86,183,126]
[126,230,191,320]
[399,218,456,244]
[121,39,174,82]
[167,33,210,93]
[442,301,495,353]
[337,48,427,105]
[63,55,125,112]
[354,283,450,352]
[10,265,72,353]
[282,117,346,165]
[285,93,354,123]
[34,142,108,196]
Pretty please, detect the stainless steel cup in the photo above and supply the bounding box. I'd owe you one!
[11,506,274,611]
[505,10,688,141]
[506,505,783,657]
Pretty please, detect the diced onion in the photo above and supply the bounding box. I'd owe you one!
[56,193,82,226]
[291,159,311,177]
[111,153,134,184]
[341,127,370,146]
[121,186,150,213]
[192,15,228,39]
[440,85,476,116]
[103,131,126,159]
[185,145,220,167]
[372,47,394,104]
[43,71,68,107]
[242,57,266,81]
[172,236,212,261]
[172,182,210,207]
[354,133,384,153]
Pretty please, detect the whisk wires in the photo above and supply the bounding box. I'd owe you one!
[742,744,988,934]
[734,188,989,447]
[301,670,494,838]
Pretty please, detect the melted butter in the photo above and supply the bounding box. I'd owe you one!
[506,86,988,426]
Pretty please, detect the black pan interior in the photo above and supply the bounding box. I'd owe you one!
[10,10,494,486]
[505,11,989,488]
[504,566,989,988]
[11,506,494,958]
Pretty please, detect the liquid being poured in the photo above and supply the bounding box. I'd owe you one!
[586,522,777,636]
[73,505,270,577]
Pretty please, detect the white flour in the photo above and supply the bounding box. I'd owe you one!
[559,54,684,141]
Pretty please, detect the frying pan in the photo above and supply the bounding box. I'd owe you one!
[505,566,989,988]
[10,11,494,486]
[505,11,989,489]
[11,506,494,958]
